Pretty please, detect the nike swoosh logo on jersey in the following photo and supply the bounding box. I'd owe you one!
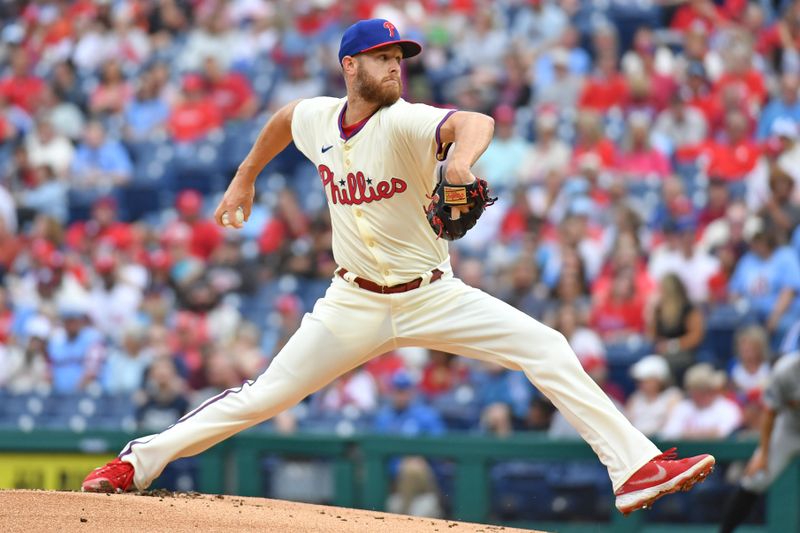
[628,464,668,486]
[321,145,333,153]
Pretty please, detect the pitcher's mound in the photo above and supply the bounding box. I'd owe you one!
[0,490,545,533]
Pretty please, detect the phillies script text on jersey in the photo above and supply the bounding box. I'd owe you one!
[319,164,407,205]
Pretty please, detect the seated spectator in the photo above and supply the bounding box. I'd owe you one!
[765,117,800,200]
[520,396,557,432]
[203,56,258,121]
[481,401,514,437]
[16,164,68,224]
[102,324,153,396]
[580,349,626,405]
[756,73,800,140]
[670,0,730,34]
[759,165,800,245]
[261,293,303,358]
[551,303,606,369]
[385,455,444,519]
[517,112,570,185]
[533,47,584,112]
[0,48,44,114]
[88,253,143,344]
[730,218,800,336]
[168,74,223,143]
[224,321,268,380]
[473,105,530,191]
[25,117,75,179]
[649,176,694,232]
[495,257,548,317]
[365,350,406,395]
[661,363,742,439]
[542,214,604,287]
[676,110,761,181]
[374,372,445,436]
[589,266,646,343]
[135,356,190,432]
[420,350,468,399]
[616,112,671,179]
[51,60,86,113]
[47,303,105,393]
[571,111,617,170]
[699,200,750,258]
[89,59,134,120]
[697,178,731,231]
[0,315,51,394]
[653,91,709,155]
[207,232,258,297]
[65,196,134,253]
[123,70,170,142]
[647,274,705,380]
[578,53,628,113]
[648,217,719,303]
[316,367,379,415]
[471,361,534,424]
[730,325,772,397]
[191,351,246,407]
[593,232,655,306]
[707,242,739,305]
[169,190,223,260]
[510,1,568,54]
[712,42,767,115]
[269,56,325,111]
[0,217,23,280]
[626,355,683,437]
[620,26,676,112]
[258,188,310,258]
[547,253,592,323]
[69,120,133,195]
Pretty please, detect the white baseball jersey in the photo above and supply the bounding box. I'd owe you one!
[291,97,455,285]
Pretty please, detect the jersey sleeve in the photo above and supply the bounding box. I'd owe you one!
[388,101,457,162]
[290,98,318,161]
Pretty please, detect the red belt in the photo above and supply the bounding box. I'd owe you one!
[337,268,443,294]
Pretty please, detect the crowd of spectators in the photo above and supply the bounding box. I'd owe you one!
[0,0,799,467]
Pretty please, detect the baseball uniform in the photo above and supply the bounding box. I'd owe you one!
[116,94,661,494]
[741,355,800,493]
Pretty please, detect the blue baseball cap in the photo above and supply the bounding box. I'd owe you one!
[338,19,422,64]
[391,371,414,390]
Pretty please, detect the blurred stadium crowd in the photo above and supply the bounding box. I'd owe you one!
[0,0,800,513]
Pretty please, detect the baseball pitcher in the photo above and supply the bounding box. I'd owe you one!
[83,19,715,515]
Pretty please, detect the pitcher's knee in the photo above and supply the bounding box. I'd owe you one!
[516,327,579,371]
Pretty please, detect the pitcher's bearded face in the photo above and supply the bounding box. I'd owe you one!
[353,46,403,106]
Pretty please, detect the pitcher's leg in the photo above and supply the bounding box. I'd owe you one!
[122,281,391,490]
[398,279,659,490]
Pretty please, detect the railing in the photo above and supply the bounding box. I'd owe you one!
[0,430,796,533]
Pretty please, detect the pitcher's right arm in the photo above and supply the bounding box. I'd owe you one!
[214,99,302,228]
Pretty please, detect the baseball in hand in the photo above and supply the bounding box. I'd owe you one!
[222,207,245,227]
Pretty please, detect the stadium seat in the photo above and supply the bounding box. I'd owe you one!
[490,461,554,521]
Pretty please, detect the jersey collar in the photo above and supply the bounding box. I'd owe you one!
[338,101,380,141]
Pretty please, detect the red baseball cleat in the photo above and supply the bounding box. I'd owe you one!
[615,448,715,515]
[81,458,135,493]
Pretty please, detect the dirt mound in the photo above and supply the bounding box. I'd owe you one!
[0,490,543,533]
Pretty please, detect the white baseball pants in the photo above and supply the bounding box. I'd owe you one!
[120,272,660,491]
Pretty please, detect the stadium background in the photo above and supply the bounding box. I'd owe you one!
[0,0,799,531]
